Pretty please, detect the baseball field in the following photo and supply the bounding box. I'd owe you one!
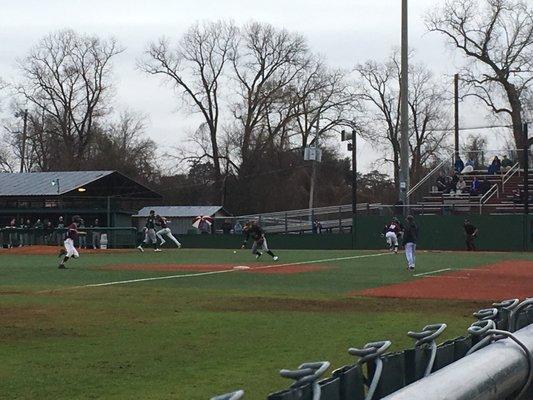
[1,246,532,399]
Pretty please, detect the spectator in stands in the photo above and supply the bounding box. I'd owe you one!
[436,172,448,192]
[79,218,87,248]
[463,219,478,251]
[55,216,65,245]
[22,218,31,246]
[44,219,53,245]
[487,156,501,175]
[6,218,17,248]
[456,176,468,194]
[449,172,459,193]
[33,219,43,245]
[480,177,492,195]
[462,158,475,174]
[501,155,513,172]
[91,218,101,249]
[470,177,481,195]
[312,218,323,234]
[454,156,464,173]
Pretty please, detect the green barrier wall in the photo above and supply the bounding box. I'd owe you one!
[176,215,532,251]
[354,215,529,252]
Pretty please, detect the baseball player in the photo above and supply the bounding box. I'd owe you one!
[155,215,182,248]
[241,221,279,261]
[58,215,86,269]
[137,210,161,252]
[382,217,402,253]
[403,215,418,271]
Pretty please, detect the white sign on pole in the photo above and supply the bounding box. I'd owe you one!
[304,147,322,162]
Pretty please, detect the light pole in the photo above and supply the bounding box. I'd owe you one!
[341,129,357,248]
[399,0,410,212]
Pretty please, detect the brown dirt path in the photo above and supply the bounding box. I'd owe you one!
[357,260,533,301]
[104,263,330,275]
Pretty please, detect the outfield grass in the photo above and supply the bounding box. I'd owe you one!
[1,248,532,399]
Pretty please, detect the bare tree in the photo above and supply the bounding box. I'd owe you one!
[292,60,359,148]
[355,51,450,189]
[141,21,237,198]
[230,22,311,169]
[16,30,122,169]
[427,0,533,150]
[88,111,160,182]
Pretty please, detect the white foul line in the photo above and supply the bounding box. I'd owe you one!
[39,252,390,292]
[413,268,452,277]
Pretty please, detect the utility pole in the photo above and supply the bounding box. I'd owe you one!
[18,109,28,173]
[524,123,529,251]
[399,0,410,212]
[454,74,460,161]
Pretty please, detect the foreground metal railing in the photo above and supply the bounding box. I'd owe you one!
[211,298,533,400]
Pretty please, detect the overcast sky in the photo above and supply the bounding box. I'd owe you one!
[0,0,499,171]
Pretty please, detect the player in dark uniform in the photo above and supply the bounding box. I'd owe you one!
[137,210,160,252]
[241,221,279,261]
[58,215,86,269]
[463,219,478,251]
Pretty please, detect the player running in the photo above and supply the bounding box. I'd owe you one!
[241,221,279,261]
[382,217,402,253]
[58,215,86,269]
[155,215,182,249]
[137,210,161,252]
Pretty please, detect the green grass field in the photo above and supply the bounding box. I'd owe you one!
[1,248,532,399]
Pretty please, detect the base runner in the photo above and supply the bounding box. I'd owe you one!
[137,210,161,252]
[241,221,279,261]
[155,215,182,249]
[58,215,86,269]
[382,217,402,253]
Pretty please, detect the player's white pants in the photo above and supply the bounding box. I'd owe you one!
[405,242,416,268]
[385,232,398,248]
[64,238,79,258]
[251,238,269,254]
[143,228,157,244]
[156,228,181,247]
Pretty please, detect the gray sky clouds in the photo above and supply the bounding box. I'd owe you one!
[1,0,482,171]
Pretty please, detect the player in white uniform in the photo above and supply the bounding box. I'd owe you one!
[58,215,86,269]
[155,215,182,249]
[382,218,402,254]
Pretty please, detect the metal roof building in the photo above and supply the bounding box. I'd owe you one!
[0,171,161,227]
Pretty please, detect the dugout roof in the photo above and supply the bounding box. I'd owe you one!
[0,170,161,199]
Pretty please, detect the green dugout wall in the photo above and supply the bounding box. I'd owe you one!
[178,215,532,251]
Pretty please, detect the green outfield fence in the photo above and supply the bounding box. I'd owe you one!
[170,215,533,252]
[2,214,531,251]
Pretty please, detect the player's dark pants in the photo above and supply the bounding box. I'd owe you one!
[466,235,476,251]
